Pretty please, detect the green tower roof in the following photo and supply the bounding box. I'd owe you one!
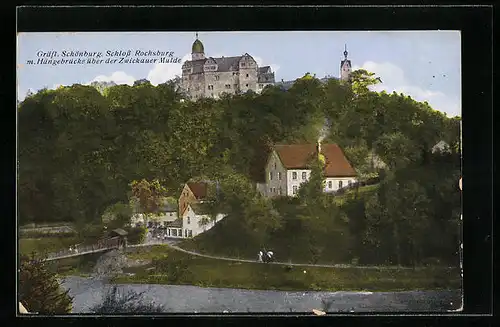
[192,39,204,54]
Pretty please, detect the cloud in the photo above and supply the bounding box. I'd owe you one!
[147,53,190,86]
[352,61,461,117]
[88,71,136,86]
[253,56,280,73]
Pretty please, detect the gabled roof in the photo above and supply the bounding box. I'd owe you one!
[273,143,357,177]
[321,144,357,177]
[273,144,317,169]
[186,182,208,199]
[213,56,242,72]
[110,228,128,236]
[258,66,272,74]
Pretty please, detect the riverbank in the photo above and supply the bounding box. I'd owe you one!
[109,245,461,292]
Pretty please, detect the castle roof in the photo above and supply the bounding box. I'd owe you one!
[273,143,357,177]
[183,56,274,82]
[192,39,204,53]
[341,59,351,68]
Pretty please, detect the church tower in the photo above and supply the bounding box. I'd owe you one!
[340,44,352,82]
[191,32,205,61]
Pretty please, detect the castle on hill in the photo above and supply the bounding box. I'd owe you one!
[180,34,353,99]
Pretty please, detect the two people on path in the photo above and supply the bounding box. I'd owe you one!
[258,249,274,263]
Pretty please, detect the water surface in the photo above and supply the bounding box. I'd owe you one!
[61,276,462,313]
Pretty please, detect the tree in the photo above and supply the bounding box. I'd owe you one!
[129,179,168,214]
[349,69,382,95]
[18,253,73,314]
[102,202,134,229]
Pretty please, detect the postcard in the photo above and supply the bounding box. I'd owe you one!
[17,30,463,315]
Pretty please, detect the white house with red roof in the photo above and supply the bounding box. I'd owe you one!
[177,181,227,238]
[263,141,358,197]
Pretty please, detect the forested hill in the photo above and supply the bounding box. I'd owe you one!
[18,70,460,229]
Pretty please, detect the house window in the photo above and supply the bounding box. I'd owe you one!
[173,229,177,237]
[278,172,282,180]
[302,172,307,180]
[245,84,249,87]
[234,84,238,89]
[269,172,273,180]
[274,162,277,169]
[328,181,332,189]
[278,187,282,195]
[293,186,298,194]
[246,74,249,78]
[241,63,246,67]
[185,229,188,237]
[215,75,220,81]
[208,85,214,90]
[348,180,352,186]
[187,216,190,224]
[188,230,193,237]
[225,84,231,89]
[269,188,272,193]
[292,172,297,180]
[339,181,343,189]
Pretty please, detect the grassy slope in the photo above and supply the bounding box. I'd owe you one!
[114,245,460,292]
[180,184,380,263]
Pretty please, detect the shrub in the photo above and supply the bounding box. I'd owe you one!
[126,226,147,245]
[89,285,164,313]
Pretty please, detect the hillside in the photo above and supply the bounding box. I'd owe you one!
[18,69,461,267]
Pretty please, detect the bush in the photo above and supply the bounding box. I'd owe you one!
[89,285,164,313]
[126,226,147,245]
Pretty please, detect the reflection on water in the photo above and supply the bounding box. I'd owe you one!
[61,276,462,313]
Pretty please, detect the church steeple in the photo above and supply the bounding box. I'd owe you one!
[191,32,205,61]
[340,44,352,82]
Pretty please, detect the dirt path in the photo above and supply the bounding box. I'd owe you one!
[158,242,435,271]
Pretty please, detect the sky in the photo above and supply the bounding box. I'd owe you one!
[17,31,461,117]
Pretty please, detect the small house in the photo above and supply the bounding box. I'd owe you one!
[263,142,357,197]
[130,199,179,228]
[178,181,209,216]
[182,203,226,238]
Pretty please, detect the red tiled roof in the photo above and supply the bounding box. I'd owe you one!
[274,143,357,177]
[187,182,208,199]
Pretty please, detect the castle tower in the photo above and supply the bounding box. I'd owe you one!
[340,44,352,82]
[191,32,205,61]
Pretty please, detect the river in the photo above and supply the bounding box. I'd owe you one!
[61,276,462,313]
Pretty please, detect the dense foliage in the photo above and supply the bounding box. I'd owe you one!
[125,226,147,245]
[18,71,461,266]
[19,254,74,314]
